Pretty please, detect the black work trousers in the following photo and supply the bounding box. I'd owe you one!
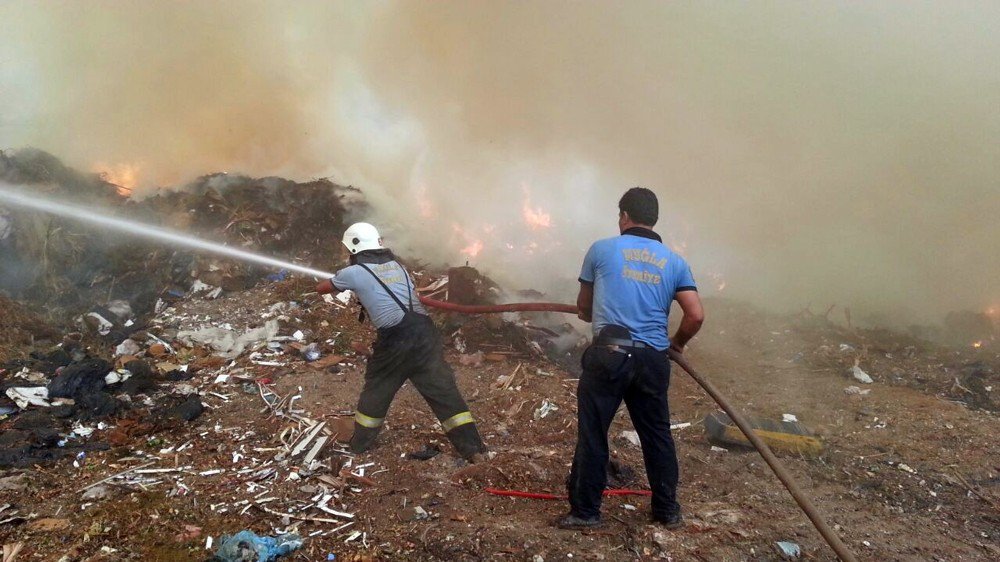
[567,344,680,520]
[350,312,485,458]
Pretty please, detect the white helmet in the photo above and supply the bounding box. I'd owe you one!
[342,222,383,254]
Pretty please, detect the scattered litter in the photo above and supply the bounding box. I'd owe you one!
[782,413,798,423]
[302,343,322,362]
[851,364,874,384]
[81,485,110,501]
[710,446,729,453]
[5,387,49,409]
[897,463,916,474]
[114,339,140,357]
[620,431,641,447]
[214,531,302,562]
[844,386,871,396]
[533,399,558,420]
[775,541,801,559]
[669,422,692,430]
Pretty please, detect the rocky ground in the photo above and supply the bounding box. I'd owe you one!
[0,278,997,561]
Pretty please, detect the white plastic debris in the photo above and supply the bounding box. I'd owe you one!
[85,313,114,336]
[782,413,798,423]
[844,386,871,396]
[293,330,305,341]
[5,387,50,409]
[213,374,230,385]
[104,370,132,385]
[669,422,692,430]
[335,290,354,305]
[114,339,141,357]
[898,463,916,474]
[710,446,729,453]
[177,320,279,359]
[620,430,641,447]
[533,400,559,420]
[851,365,874,384]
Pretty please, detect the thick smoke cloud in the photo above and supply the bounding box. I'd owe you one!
[1,1,997,323]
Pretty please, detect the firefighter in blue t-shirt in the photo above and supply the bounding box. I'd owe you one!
[558,188,705,531]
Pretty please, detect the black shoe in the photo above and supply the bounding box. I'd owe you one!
[652,512,684,529]
[556,513,603,530]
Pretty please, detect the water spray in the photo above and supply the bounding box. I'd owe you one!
[0,186,336,280]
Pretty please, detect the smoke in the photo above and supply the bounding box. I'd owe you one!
[1,1,997,322]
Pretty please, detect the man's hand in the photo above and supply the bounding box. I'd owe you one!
[576,282,594,323]
[669,342,684,355]
[316,279,335,295]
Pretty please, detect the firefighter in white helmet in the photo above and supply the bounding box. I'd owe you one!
[316,222,486,460]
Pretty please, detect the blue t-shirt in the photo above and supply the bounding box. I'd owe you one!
[579,230,697,350]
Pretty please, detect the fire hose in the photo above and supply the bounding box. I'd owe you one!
[420,296,858,562]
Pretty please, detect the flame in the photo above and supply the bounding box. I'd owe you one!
[972,340,983,349]
[521,184,552,229]
[460,239,484,258]
[93,162,141,197]
[452,224,484,259]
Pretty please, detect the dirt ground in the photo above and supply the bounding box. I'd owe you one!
[1,284,998,561]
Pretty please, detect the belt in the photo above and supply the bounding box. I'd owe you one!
[596,337,650,349]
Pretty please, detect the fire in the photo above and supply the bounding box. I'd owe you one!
[93,162,140,197]
[521,184,552,229]
[460,239,484,258]
[972,341,983,349]
[452,224,484,259]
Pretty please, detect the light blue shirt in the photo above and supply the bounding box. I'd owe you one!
[579,231,697,350]
[331,261,427,329]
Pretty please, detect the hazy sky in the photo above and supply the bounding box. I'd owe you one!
[1,1,997,322]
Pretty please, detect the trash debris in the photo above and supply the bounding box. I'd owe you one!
[407,443,443,461]
[302,343,322,362]
[533,399,558,420]
[165,395,205,422]
[851,364,874,384]
[775,541,801,559]
[114,339,140,357]
[177,320,279,359]
[5,387,49,409]
[81,485,110,501]
[782,413,798,423]
[704,411,824,457]
[213,531,303,562]
[620,430,641,447]
[843,386,871,396]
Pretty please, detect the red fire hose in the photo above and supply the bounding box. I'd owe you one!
[418,296,577,315]
[422,297,858,562]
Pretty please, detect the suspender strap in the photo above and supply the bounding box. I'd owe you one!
[358,263,414,314]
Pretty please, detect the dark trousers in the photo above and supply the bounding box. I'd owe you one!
[350,312,485,458]
[567,344,680,519]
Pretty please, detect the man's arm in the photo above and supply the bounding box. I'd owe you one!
[670,290,704,353]
[576,282,594,322]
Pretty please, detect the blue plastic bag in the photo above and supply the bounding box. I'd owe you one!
[214,531,303,562]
